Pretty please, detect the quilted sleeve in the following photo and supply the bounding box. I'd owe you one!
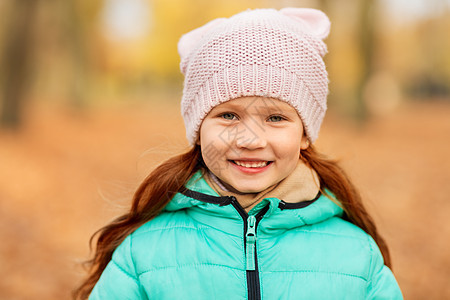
[89,235,146,299]
[366,237,403,299]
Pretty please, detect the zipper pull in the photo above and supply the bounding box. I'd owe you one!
[246,215,257,271]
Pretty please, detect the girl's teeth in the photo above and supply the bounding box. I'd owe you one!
[234,161,268,168]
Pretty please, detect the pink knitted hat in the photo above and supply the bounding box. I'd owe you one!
[178,8,330,144]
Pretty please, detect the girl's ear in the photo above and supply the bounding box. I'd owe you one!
[300,135,310,150]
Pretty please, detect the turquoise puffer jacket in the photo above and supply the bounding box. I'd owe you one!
[90,171,403,299]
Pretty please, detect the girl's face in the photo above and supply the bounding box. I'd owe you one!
[198,96,309,194]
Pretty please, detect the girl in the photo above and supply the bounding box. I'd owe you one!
[75,7,403,299]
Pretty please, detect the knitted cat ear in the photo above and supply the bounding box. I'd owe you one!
[280,7,330,40]
[178,18,226,74]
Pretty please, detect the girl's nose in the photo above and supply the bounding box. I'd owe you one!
[234,123,267,149]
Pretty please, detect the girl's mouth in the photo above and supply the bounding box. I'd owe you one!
[231,160,273,168]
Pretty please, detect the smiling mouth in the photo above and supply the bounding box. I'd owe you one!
[231,160,272,168]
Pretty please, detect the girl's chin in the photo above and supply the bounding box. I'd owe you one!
[217,181,261,194]
[213,173,274,194]
[226,182,271,194]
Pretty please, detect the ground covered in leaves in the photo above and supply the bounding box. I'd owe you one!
[1,99,449,299]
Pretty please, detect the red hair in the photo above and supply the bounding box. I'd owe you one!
[73,144,391,299]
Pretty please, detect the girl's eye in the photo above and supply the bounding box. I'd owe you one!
[221,113,237,120]
[268,115,284,122]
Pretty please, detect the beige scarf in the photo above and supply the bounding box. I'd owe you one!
[204,159,321,212]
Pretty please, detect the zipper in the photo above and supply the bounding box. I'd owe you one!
[246,215,257,271]
[229,196,269,300]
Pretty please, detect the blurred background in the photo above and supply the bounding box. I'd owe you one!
[0,0,449,298]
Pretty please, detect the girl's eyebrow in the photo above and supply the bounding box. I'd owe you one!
[252,104,296,115]
[215,99,297,116]
[216,101,247,110]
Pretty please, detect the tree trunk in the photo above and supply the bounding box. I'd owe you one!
[355,0,375,121]
[0,0,37,128]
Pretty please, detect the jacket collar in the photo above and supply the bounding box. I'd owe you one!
[164,170,344,235]
[204,159,320,212]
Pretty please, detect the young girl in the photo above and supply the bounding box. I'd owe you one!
[75,7,402,299]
